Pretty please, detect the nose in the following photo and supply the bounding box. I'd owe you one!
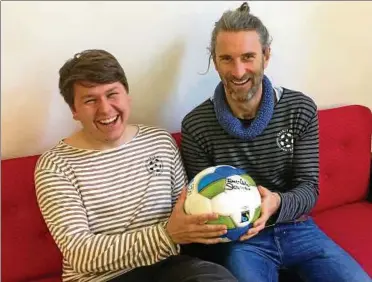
[231,61,246,79]
[97,98,111,114]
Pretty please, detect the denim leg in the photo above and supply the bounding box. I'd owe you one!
[223,228,281,282]
[278,218,371,282]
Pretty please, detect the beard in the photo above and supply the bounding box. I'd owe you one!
[221,63,264,102]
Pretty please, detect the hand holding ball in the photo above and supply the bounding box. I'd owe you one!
[184,165,262,242]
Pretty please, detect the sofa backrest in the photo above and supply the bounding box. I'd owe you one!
[1,155,63,282]
[312,105,372,214]
[1,105,371,281]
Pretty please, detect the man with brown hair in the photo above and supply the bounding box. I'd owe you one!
[180,2,371,282]
[34,49,237,282]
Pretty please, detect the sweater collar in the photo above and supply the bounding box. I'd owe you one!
[212,75,275,140]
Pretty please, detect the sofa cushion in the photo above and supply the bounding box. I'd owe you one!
[313,201,372,277]
[312,105,372,214]
[1,155,62,282]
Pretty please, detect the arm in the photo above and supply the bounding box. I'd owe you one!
[170,136,188,206]
[275,107,320,223]
[180,122,214,181]
[34,166,178,274]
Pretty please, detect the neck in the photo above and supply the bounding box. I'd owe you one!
[65,125,139,151]
[225,84,263,120]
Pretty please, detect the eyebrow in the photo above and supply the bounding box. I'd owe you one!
[218,52,257,59]
[241,52,257,56]
[81,87,119,100]
[104,87,119,94]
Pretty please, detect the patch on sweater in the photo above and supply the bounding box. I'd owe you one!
[276,129,294,152]
[145,155,164,176]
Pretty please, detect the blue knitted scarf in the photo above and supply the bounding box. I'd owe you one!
[213,75,275,140]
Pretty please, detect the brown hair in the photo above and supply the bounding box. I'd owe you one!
[58,49,129,108]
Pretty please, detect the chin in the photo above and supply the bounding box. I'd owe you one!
[231,91,252,102]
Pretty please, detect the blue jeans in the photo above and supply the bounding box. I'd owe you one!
[182,218,371,282]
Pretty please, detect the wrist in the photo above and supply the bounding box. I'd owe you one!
[273,192,281,212]
[161,221,176,244]
[159,221,179,254]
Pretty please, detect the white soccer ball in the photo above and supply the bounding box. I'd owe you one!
[184,165,262,242]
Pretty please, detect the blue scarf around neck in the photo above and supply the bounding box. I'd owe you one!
[213,75,275,140]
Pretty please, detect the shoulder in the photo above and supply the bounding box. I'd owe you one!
[33,142,76,192]
[137,124,179,149]
[279,87,318,116]
[35,142,67,172]
[181,98,214,129]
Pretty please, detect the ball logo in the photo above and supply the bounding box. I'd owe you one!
[241,210,250,223]
[145,155,164,176]
[225,177,251,191]
[276,128,294,152]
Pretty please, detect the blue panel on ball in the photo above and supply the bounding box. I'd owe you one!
[221,224,252,241]
[214,166,238,177]
[197,174,225,191]
[235,168,248,175]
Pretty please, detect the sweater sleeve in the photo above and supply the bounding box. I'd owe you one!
[180,121,214,181]
[275,106,320,223]
[34,161,178,274]
[170,137,188,206]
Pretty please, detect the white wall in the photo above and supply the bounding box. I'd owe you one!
[2,1,372,160]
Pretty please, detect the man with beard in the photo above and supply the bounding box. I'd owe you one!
[180,2,371,282]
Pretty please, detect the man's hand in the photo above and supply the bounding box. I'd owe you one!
[239,185,281,241]
[166,187,228,245]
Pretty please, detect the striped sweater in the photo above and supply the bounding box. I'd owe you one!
[34,125,187,282]
[181,87,319,224]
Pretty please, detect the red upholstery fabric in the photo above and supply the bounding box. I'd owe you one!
[1,105,371,281]
[313,201,372,277]
[312,105,372,214]
[172,132,181,148]
[1,155,62,282]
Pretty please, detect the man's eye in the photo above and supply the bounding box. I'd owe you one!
[107,93,117,98]
[221,57,232,63]
[242,55,254,61]
[84,99,95,104]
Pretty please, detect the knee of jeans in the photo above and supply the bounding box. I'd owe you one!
[199,261,238,281]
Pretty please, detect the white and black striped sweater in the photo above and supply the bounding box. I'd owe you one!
[180,87,319,224]
[34,125,187,282]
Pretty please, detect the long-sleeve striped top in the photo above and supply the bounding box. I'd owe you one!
[180,87,319,224]
[34,125,187,282]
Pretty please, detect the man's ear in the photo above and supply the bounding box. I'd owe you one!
[70,105,78,121]
[263,47,271,69]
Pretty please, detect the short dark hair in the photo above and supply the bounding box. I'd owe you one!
[58,49,129,108]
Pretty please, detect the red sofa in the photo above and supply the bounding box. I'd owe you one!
[2,105,372,282]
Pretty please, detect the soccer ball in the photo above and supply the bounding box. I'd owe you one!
[184,165,262,242]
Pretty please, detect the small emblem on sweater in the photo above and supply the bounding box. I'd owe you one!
[146,155,164,176]
[276,129,294,152]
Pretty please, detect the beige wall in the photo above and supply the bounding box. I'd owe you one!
[2,1,372,159]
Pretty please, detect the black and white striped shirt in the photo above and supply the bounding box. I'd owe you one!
[180,87,319,224]
[34,125,187,282]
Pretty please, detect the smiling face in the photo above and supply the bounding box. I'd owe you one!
[71,81,131,148]
[214,30,270,102]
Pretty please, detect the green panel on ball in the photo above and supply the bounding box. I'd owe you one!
[252,206,261,223]
[241,174,256,186]
[208,215,236,229]
[199,179,226,199]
